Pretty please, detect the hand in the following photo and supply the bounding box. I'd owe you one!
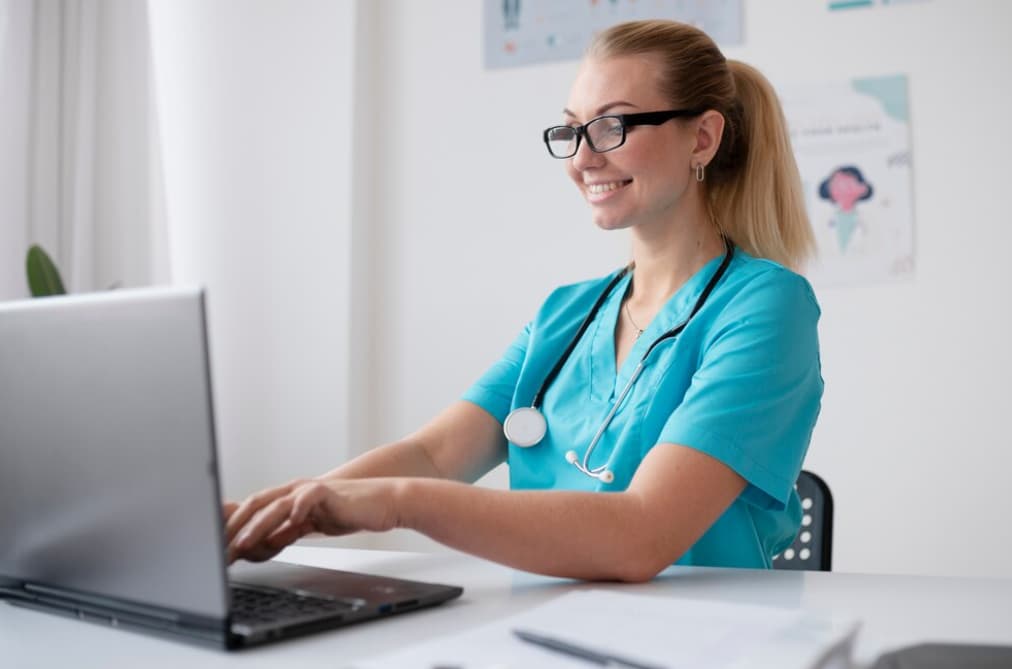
[224,478,403,564]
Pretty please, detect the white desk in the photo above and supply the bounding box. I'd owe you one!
[2,546,1010,667]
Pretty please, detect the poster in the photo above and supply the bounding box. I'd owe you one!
[484,0,743,69]
[781,75,915,286]
[828,0,929,10]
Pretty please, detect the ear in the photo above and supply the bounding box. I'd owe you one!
[690,110,726,168]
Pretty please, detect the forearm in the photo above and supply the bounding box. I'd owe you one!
[320,402,506,483]
[321,438,442,481]
[395,479,675,582]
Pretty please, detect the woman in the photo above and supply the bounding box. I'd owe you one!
[225,20,823,582]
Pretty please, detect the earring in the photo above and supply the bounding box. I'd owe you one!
[695,163,705,183]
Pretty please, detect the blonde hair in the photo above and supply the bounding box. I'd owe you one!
[587,20,815,271]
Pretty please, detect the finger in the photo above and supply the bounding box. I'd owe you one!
[229,492,303,558]
[288,483,352,536]
[225,483,293,543]
[288,482,330,529]
[229,541,285,564]
[228,488,320,564]
[263,519,307,550]
[230,515,313,564]
[234,484,331,560]
[222,501,239,521]
[224,480,303,544]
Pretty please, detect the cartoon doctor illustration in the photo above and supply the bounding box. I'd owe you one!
[819,165,874,252]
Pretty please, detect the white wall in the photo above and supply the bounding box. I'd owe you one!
[93,0,154,291]
[741,2,1012,578]
[355,0,1012,578]
[148,0,359,498]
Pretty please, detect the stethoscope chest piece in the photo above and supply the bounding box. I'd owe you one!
[503,407,547,447]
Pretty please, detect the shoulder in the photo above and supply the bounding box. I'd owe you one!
[535,268,627,324]
[719,251,820,320]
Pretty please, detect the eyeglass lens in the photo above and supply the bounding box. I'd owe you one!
[546,116,625,158]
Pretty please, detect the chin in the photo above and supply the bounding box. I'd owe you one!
[591,212,635,231]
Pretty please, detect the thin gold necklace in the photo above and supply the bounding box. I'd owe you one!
[624,300,645,338]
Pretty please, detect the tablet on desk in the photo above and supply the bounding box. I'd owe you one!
[870,642,1012,669]
[0,287,462,649]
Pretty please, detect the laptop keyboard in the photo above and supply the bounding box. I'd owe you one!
[230,584,357,626]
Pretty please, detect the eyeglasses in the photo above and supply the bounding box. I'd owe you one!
[542,109,705,159]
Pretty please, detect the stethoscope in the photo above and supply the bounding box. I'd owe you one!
[502,237,735,484]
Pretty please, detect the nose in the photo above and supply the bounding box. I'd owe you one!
[570,136,605,171]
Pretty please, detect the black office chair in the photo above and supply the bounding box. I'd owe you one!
[772,470,833,571]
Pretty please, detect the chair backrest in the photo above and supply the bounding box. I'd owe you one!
[772,470,833,571]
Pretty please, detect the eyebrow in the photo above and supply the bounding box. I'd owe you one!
[562,101,640,119]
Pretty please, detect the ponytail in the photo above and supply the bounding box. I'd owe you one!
[708,61,815,271]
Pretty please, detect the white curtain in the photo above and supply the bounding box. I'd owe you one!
[0,0,163,299]
[0,0,34,300]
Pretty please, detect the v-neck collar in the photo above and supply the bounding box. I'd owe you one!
[592,253,730,401]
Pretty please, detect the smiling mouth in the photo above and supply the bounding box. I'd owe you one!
[586,180,632,195]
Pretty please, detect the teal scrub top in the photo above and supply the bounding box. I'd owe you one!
[462,248,824,569]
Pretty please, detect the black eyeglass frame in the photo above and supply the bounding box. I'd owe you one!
[542,108,706,159]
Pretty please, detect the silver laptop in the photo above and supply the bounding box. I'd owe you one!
[0,287,462,649]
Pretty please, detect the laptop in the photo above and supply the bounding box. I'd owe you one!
[0,286,462,649]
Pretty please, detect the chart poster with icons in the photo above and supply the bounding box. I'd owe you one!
[780,75,915,286]
[484,0,743,70]
[828,0,930,10]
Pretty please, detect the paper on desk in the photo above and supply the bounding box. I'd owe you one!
[353,589,859,669]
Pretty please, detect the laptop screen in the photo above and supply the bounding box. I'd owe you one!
[0,288,229,620]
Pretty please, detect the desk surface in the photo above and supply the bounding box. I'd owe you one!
[2,546,1010,667]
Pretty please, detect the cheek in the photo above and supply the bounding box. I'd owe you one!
[564,161,581,185]
[624,137,684,182]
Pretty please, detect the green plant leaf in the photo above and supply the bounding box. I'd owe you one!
[26,244,67,297]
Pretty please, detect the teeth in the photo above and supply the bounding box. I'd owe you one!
[587,181,627,194]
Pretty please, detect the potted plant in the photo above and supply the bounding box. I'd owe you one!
[25,244,67,297]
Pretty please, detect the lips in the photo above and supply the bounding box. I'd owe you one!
[584,179,632,202]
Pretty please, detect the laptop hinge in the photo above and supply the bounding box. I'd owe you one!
[24,582,184,623]
[7,580,226,642]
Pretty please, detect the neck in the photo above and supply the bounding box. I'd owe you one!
[627,216,724,309]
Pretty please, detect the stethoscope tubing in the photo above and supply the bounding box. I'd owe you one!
[573,361,645,478]
[531,267,631,409]
[505,237,735,483]
[532,237,734,412]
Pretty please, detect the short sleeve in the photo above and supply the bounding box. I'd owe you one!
[658,269,823,510]
[461,322,531,422]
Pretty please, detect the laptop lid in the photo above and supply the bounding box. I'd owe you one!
[0,288,230,623]
[0,286,462,649]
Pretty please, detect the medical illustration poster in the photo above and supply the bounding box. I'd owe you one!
[484,0,743,69]
[781,75,915,286]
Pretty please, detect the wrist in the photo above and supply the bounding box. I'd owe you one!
[389,477,419,531]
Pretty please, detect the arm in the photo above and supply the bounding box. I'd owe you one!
[398,442,745,581]
[320,400,507,483]
[228,440,745,582]
[224,400,506,554]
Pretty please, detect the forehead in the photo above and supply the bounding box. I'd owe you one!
[566,55,668,118]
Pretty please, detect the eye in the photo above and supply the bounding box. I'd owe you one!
[547,126,576,141]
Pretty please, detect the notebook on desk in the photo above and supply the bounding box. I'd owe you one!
[0,287,462,649]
